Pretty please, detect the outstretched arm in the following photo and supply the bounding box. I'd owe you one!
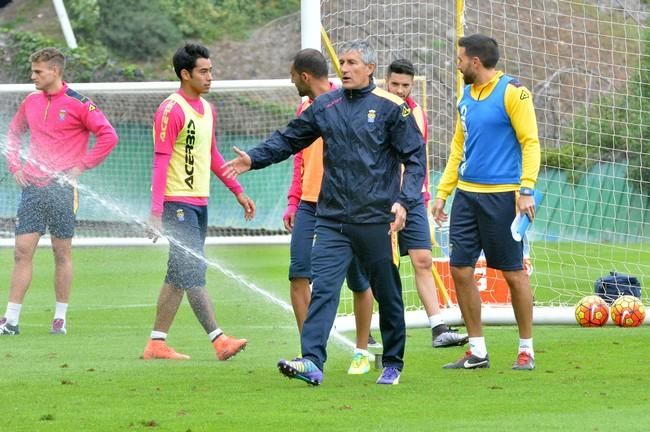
[210,136,244,195]
[222,106,322,178]
[222,146,252,179]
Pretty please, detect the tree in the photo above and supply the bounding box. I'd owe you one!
[96,0,182,61]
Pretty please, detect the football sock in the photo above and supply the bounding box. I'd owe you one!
[5,302,22,325]
[428,314,445,329]
[150,330,167,340]
[518,338,534,356]
[54,302,68,320]
[468,337,487,358]
[209,328,223,342]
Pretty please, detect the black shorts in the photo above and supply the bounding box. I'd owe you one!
[449,190,523,271]
[16,182,77,239]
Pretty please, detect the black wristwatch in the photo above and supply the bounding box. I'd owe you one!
[519,187,534,196]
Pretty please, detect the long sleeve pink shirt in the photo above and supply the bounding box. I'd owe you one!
[150,89,244,217]
[7,82,118,186]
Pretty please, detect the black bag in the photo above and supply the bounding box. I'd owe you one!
[595,272,641,304]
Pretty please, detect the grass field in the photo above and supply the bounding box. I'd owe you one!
[0,244,649,431]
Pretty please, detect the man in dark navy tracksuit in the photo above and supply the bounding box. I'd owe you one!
[223,40,425,386]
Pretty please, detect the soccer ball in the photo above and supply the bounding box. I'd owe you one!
[610,295,646,327]
[575,295,609,327]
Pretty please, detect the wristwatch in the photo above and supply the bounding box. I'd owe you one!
[519,187,534,196]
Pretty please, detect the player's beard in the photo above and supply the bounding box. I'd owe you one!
[462,70,475,85]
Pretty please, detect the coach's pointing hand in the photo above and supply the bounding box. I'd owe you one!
[222,146,252,179]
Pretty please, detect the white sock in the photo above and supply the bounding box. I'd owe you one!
[468,337,487,358]
[428,314,445,329]
[208,328,223,342]
[54,302,68,320]
[354,348,369,357]
[519,338,534,357]
[150,330,167,340]
[5,302,22,325]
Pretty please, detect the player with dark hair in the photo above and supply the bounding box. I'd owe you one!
[142,43,255,361]
[385,58,468,348]
[284,48,375,375]
[1,47,118,335]
[224,39,426,385]
[431,34,541,370]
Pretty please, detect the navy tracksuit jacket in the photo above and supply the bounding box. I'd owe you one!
[248,80,426,371]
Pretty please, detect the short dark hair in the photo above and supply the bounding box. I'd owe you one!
[173,44,210,79]
[292,48,328,79]
[458,34,499,69]
[387,58,416,77]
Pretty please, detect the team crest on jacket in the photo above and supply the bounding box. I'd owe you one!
[367,109,376,123]
[58,110,66,121]
[401,105,411,117]
[176,209,185,222]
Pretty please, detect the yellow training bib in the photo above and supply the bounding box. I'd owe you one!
[164,93,213,197]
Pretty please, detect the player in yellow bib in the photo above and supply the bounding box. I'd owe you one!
[143,44,255,362]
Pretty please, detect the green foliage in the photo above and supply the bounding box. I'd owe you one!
[158,0,224,40]
[541,141,588,184]
[69,0,299,59]
[545,28,649,194]
[0,28,143,82]
[2,0,300,79]
[96,0,182,61]
[65,0,100,45]
[210,0,301,39]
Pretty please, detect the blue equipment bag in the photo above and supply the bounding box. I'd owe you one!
[595,272,641,304]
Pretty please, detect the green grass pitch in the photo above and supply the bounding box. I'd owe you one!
[0,244,649,431]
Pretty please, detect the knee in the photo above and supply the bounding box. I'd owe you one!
[451,266,474,285]
[502,270,529,290]
[410,253,432,272]
[13,245,35,264]
[52,248,72,266]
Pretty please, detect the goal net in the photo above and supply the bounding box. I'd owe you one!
[321,0,649,320]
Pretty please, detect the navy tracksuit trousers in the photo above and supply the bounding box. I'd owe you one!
[300,217,406,371]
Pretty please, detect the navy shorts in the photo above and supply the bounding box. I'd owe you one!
[16,182,77,239]
[289,201,369,292]
[398,203,432,256]
[163,202,208,289]
[449,190,523,271]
